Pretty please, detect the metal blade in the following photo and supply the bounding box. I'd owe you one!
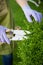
[10,35,28,41]
[6,29,31,41]
[11,30,31,36]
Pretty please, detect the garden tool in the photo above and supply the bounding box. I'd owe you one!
[6,29,31,41]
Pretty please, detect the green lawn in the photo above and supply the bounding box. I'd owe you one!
[0,0,43,65]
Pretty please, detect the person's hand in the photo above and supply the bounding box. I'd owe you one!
[0,26,10,44]
[22,5,43,22]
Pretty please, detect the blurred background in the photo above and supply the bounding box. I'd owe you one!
[0,0,43,65]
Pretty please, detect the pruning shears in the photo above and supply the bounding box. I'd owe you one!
[6,29,31,41]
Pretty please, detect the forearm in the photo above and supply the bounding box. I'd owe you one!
[16,0,28,7]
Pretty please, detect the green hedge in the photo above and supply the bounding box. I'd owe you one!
[10,0,43,65]
[0,0,43,65]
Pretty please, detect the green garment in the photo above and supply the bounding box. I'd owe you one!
[0,0,14,55]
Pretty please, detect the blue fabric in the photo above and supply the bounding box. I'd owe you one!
[2,54,13,65]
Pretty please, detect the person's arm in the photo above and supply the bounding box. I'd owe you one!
[16,0,39,7]
[16,0,42,22]
[16,0,28,7]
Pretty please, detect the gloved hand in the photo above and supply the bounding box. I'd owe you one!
[0,26,10,44]
[22,5,42,22]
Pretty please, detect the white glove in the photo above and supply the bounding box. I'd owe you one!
[0,26,10,44]
[22,5,42,22]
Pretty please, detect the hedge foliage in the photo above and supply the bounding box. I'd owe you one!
[0,0,43,65]
[10,0,43,65]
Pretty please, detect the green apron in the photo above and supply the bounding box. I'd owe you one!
[0,0,14,55]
